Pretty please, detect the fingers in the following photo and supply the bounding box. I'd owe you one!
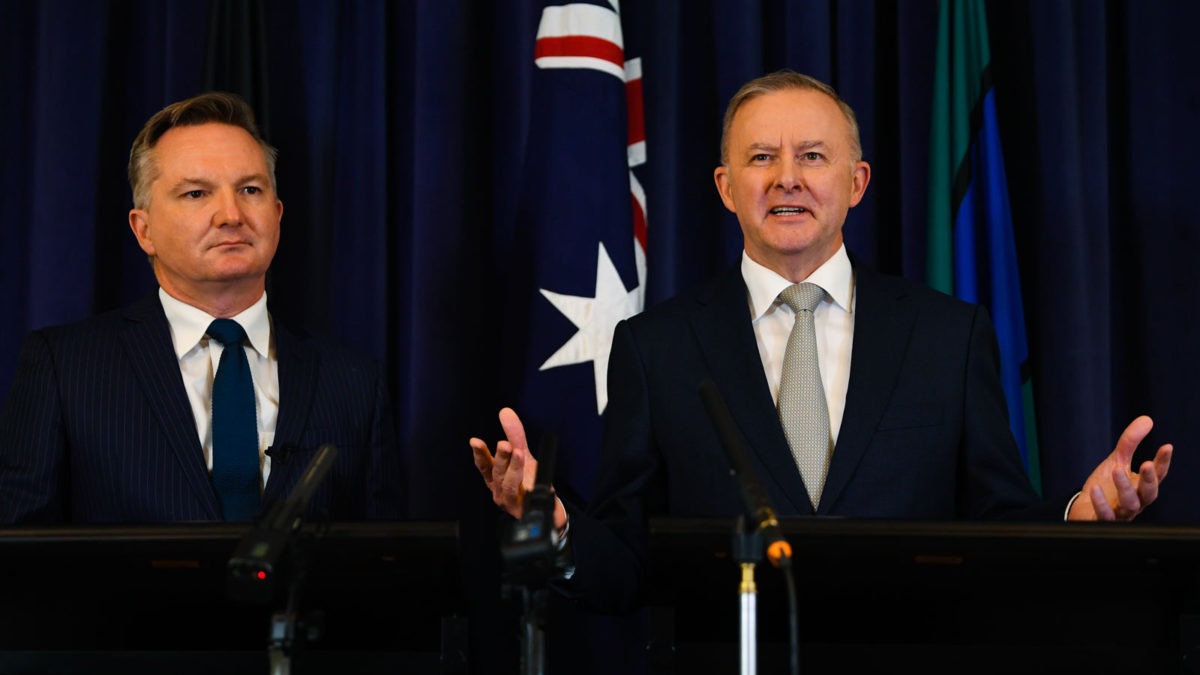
[1134,445,1172,509]
[1135,460,1159,509]
[498,407,529,452]
[1111,465,1142,519]
[492,440,514,496]
[498,441,538,518]
[469,438,494,479]
[470,407,540,520]
[1090,485,1115,521]
[1153,444,1173,482]
[1112,415,1154,465]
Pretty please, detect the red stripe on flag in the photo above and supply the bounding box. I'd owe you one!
[625,76,645,147]
[534,35,624,69]
[631,194,648,251]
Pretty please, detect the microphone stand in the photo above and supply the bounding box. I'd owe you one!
[698,379,801,675]
[499,433,559,675]
[227,444,339,675]
[732,515,763,675]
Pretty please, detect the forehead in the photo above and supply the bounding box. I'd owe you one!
[150,123,268,180]
[730,88,850,149]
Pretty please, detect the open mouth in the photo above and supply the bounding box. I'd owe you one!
[770,206,808,216]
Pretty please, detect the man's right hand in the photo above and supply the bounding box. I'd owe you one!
[470,407,568,534]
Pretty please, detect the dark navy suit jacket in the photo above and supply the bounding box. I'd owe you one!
[0,293,405,524]
[564,262,1061,612]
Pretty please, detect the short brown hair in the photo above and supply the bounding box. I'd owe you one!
[128,92,277,209]
[719,69,862,165]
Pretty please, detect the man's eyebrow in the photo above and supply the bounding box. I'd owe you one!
[743,140,828,152]
[167,177,216,192]
[236,173,271,185]
[166,174,270,192]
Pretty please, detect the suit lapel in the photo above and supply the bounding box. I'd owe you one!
[265,322,318,505]
[818,265,915,511]
[690,267,813,514]
[119,294,221,519]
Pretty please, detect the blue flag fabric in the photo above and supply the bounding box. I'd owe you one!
[927,0,1041,491]
[508,0,647,506]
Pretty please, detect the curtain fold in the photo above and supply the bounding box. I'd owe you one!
[2,0,1197,529]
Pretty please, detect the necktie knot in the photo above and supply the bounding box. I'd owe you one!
[207,319,247,348]
[779,282,824,315]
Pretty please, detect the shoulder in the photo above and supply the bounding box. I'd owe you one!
[624,265,744,331]
[25,294,164,348]
[273,320,384,374]
[854,262,984,318]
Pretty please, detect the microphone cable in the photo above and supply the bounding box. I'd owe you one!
[779,555,800,675]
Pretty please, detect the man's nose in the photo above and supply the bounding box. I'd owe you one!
[775,161,804,191]
[212,188,243,225]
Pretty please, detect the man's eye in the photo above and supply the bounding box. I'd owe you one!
[752,153,772,162]
[183,190,206,199]
[242,186,262,195]
[803,152,824,161]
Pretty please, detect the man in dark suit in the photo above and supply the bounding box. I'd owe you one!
[470,70,1172,612]
[0,92,404,524]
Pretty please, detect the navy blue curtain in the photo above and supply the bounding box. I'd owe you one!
[4,1,1200,671]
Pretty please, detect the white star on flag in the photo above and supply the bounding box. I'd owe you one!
[539,240,646,414]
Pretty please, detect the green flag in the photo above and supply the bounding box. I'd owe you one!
[927,0,1041,493]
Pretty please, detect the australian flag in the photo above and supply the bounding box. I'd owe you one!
[504,0,647,508]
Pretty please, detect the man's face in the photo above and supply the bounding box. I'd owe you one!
[128,122,282,309]
[714,88,870,281]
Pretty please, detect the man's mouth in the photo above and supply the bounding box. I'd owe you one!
[770,206,808,216]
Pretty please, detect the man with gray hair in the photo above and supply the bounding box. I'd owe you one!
[0,92,404,523]
[471,69,1173,612]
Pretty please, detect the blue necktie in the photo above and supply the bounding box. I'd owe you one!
[207,319,261,520]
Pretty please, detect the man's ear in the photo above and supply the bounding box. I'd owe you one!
[129,209,156,257]
[714,165,736,213]
[848,160,871,208]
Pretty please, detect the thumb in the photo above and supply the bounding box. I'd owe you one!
[1113,415,1154,467]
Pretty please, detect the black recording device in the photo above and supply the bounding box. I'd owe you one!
[698,378,793,567]
[228,443,339,603]
[501,432,559,587]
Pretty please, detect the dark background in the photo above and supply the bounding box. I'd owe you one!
[2,1,1199,670]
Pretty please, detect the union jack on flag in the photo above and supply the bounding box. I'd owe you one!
[507,0,647,505]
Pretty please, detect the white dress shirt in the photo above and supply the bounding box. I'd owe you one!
[740,248,1076,519]
[159,288,280,488]
[742,245,854,444]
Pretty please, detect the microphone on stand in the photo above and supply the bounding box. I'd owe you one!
[698,379,792,568]
[228,443,339,602]
[699,378,803,675]
[501,433,559,586]
[499,432,559,675]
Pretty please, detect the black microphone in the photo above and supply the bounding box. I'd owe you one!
[228,443,339,601]
[501,432,559,586]
[265,443,298,464]
[698,378,792,568]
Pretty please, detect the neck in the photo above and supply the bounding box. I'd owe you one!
[751,246,839,284]
[157,279,265,319]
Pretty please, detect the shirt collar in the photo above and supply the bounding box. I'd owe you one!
[741,244,854,320]
[158,288,272,360]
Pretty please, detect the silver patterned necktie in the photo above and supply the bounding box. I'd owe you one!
[777,282,832,510]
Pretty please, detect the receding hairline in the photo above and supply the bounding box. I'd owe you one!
[719,70,863,165]
[128,92,277,210]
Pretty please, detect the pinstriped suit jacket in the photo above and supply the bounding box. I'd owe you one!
[0,293,405,524]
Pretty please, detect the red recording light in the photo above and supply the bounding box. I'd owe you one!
[256,570,267,581]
